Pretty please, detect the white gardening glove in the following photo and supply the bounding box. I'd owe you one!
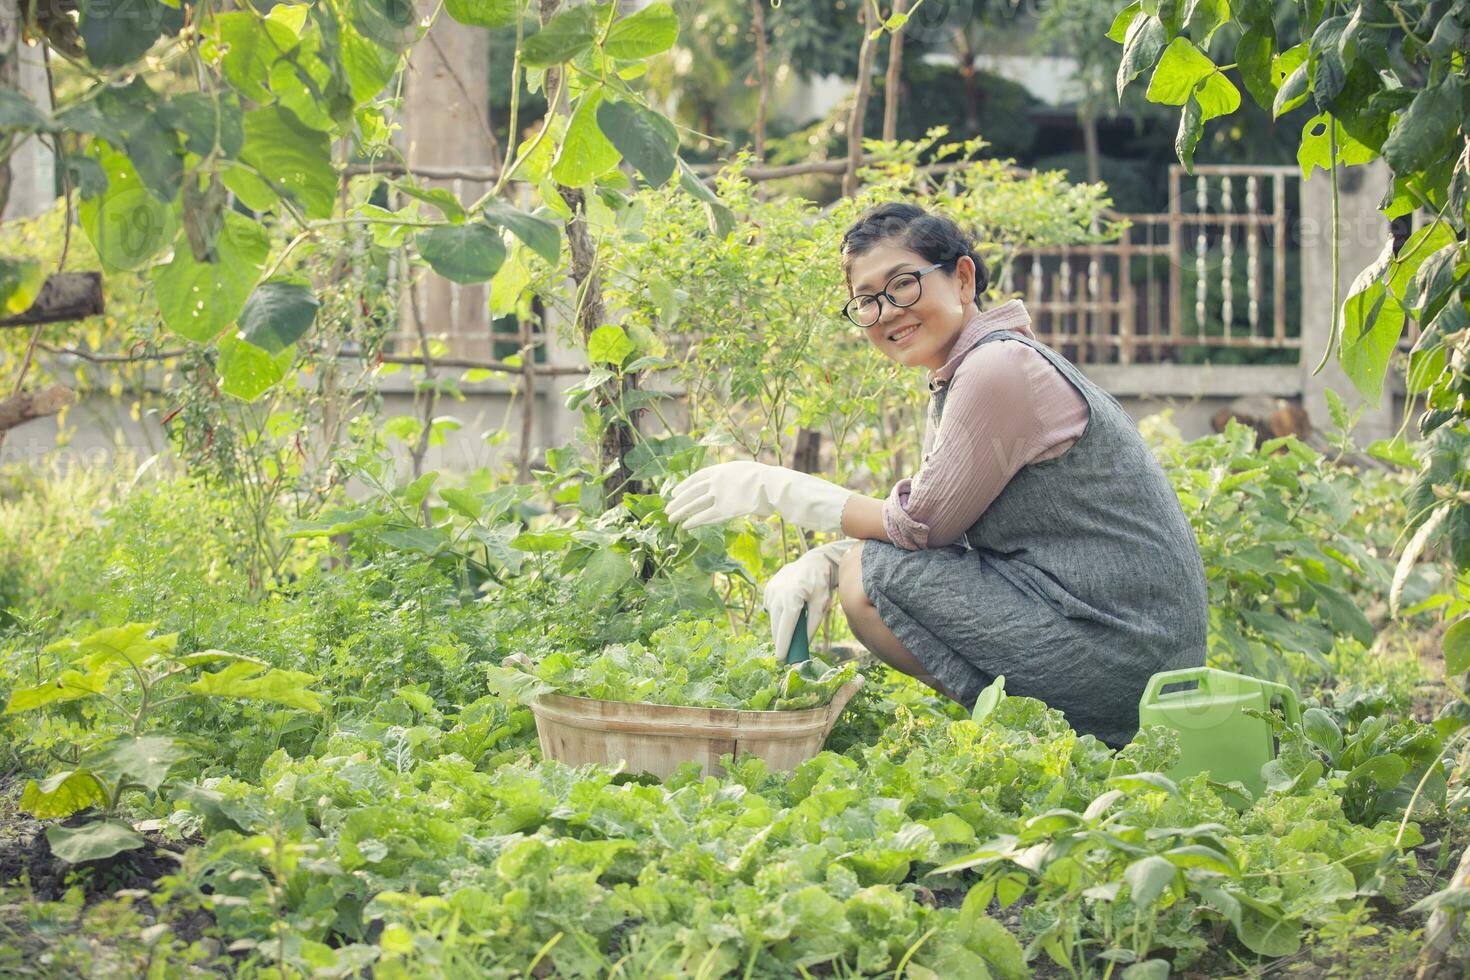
[763,540,857,662]
[666,461,852,533]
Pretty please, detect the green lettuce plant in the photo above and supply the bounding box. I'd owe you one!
[487,618,858,711]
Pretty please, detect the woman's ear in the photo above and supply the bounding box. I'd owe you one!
[957,255,977,305]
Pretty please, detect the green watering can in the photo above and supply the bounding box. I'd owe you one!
[1138,666,1300,807]
[965,667,1297,809]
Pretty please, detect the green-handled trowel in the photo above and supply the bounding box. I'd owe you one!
[785,608,812,663]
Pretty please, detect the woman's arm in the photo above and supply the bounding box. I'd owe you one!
[876,342,1088,550]
[841,495,893,542]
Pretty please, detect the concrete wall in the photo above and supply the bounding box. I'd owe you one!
[4,358,1411,479]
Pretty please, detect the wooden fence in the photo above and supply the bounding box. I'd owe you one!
[1011,164,1302,365]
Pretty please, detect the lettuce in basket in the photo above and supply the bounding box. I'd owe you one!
[486,620,857,711]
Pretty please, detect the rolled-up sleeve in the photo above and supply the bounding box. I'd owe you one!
[881,341,1086,550]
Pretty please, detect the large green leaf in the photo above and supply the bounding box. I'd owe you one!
[0,258,46,316]
[0,89,54,131]
[285,508,392,538]
[228,106,337,220]
[1106,2,1141,42]
[1381,76,1460,174]
[84,736,188,795]
[78,0,181,68]
[1235,26,1276,111]
[1124,855,1176,906]
[1337,239,1404,404]
[587,324,635,365]
[351,0,420,50]
[676,157,734,238]
[1116,13,1166,97]
[1302,707,1344,756]
[480,202,562,264]
[577,548,637,600]
[521,4,601,68]
[1237,904,1302,957]
[1174,94,1205,172]
[162,91,245,159]
[444,0,517,28]
[596,99,675,188]
[392,180,467,222]
[1444,616,1470,676]
[78,145,177,274]
[417,222,507,284]
[1183,0,1229,44]
[1272,60,1310,118]
[603,2,678,60]
[1146,38,1239,119]
[20,771,107,820]
[172,782,266,834]
[1303,581,1375,645]
[53,622,178,669]
[4,669,111,713]
[218,334,295,401]
[47,820,146,864]
[152,212,271,343]
[339,14,402,101]
[552,90,622,187]
[1390,222,1458,302]
[238,280,320,354]
[187,661,324,712]
[213,12,298,103]
[1296,113,1377,179]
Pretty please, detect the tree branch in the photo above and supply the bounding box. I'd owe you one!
[0,272,104,327]
[0,385,74,433]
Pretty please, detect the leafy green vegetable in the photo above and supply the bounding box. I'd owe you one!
[489,619,858,711]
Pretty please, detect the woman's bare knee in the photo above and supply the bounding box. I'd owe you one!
[837,541,869,613]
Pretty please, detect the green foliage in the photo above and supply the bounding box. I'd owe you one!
[1149,419,1400,686]
[1109,0,1470,656]
[8,0,717,411]
[488,618,859,711]
[0,453,1452,973]
[4,622,321,863]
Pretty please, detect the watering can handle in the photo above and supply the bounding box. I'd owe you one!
[1257,679,1301,726]
[1139,666,1212,706]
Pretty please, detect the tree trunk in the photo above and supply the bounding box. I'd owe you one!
[751,0,768,162]
[400,3,495,357]
[792,428,822,474]
[542,0,642,507]
[0,0,55,221]
[951,26,981,133]
[843,1,880,197]
[1080,100,1101,184]
[882,0,909,143]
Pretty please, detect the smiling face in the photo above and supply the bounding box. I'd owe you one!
[844,241,979,372]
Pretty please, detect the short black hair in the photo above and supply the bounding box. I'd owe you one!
[839,203,990,301]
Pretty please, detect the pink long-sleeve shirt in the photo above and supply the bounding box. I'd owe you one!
[881,300,1091,550]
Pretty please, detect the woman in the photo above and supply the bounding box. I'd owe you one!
[667,203,1207,748]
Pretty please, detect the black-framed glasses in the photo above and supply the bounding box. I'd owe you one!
[839,263,944,327]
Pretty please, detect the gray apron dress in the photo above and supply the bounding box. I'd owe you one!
[860,329,1208,748]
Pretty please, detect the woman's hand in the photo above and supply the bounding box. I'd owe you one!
[763,540,856,661]
[666,461,852,533]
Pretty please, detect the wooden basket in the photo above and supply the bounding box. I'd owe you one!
[530,677,864,779]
